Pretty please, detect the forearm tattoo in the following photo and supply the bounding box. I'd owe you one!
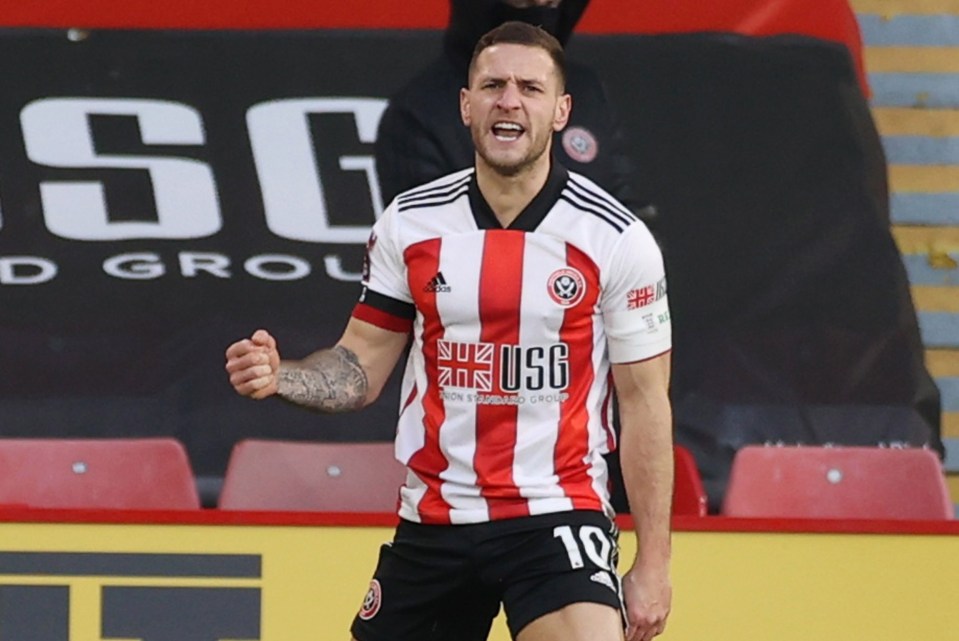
[276,346,369,413]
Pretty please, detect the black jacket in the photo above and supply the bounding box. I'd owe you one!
[374,0,644,216]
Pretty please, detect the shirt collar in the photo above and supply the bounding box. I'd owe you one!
[468,159,569,231]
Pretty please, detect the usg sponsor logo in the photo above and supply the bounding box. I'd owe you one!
[2,96,389,285]
[437,340,570,395]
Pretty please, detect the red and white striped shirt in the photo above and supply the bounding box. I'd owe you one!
[353,163,670,524]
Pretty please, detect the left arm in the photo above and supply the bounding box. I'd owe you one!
[612,351,673,641]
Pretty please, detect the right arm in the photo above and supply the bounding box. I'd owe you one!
[228,180,413,412]
[225,317,409,413]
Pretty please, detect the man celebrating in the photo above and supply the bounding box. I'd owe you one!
[226,21,673,641]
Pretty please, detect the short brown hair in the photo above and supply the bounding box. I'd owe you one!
[469,20,567,90]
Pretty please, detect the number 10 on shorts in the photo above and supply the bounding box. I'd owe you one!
[553,524,614,570]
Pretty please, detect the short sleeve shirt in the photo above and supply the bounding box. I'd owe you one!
[353,162,670,524]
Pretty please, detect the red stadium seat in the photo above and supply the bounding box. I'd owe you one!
[0,437,200,509]
[673,444,708,517]
[722,445,953,520]
[218,439,406,512]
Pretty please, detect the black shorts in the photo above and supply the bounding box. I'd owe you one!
[350,510,623,641]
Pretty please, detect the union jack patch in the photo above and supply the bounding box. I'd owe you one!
[438,340,494,391]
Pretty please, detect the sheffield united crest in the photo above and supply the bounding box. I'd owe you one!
[547,268,586,307]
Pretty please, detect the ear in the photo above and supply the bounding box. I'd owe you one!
[460,87,472,127]
[552,93,572,132]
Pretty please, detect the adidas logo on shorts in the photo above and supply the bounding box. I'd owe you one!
[590,570,616,592]
[424,272,451,293]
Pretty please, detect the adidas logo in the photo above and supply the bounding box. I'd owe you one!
[424,272,451,293]
[590,571,616,592]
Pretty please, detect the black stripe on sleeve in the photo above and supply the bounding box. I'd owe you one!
[359,288,416,320]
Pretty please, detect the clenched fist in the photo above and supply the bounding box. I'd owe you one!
[225,329,281,400]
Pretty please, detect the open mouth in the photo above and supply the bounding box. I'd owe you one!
[492,121,525,141]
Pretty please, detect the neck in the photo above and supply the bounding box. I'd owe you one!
[474,156,551,228]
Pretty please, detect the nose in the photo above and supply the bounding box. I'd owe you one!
[496,81,522,110]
